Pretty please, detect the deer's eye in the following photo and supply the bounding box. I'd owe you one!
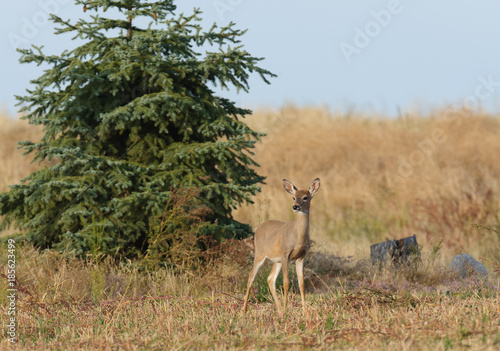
[293,197,296,201]
[303,196,308,201]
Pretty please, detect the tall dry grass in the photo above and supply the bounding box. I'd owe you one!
[1,108,499,350]
[235,106,500,263]
[1,107,500,262]
[2,107,500,261]
[0,113,44,237]
[0,113,43,192]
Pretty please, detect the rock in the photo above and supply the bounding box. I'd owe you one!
[450,254,487,278]
[370,234,420,267]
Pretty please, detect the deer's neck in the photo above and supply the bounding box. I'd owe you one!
[294,211,310,240]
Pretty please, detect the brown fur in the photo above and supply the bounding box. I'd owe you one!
[242,178,320,315]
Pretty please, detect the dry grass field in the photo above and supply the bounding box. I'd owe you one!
[236,106,500,261]
[1,107,499,350]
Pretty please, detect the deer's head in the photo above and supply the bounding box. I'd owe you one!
[283,178,320,214]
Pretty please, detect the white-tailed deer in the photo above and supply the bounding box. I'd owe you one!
[242,178,320,315]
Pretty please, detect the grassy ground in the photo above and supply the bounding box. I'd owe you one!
[1,108,500,349]
[1,244,499,350]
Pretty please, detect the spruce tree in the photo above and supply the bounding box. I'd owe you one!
[0,0,275,258]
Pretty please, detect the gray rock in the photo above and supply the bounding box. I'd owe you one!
[450,254,487,278]
[371,234,420,267]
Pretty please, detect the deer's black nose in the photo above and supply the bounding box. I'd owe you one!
[292,205,300,211]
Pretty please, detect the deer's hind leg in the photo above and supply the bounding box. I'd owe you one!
[242,257,266,313]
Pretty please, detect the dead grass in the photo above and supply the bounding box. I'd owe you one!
[2,107,500,260]
[0,114,43,192]
[0,244,499,350]
[0,113,44,237]
[1,107,500,349]
[235,106,500,263]
[5,289,500,350]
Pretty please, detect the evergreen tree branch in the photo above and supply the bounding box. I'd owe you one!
[1,0,275,258]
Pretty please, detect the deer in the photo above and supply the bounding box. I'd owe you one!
[242,178,320,316]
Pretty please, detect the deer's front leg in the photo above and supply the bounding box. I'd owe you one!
[296,257,308,314]
[281,255,290,313]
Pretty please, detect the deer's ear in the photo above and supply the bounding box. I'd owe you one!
[283,179,297,195]
[309,178,320,197]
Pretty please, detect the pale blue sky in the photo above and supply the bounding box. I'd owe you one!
[2,0,500,116]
